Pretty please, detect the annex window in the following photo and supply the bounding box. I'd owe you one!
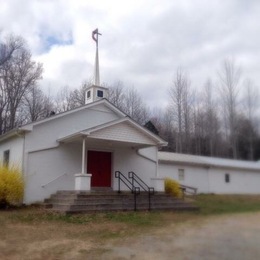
[225,173,230,183]
[97,90,103,98]
[3,150,10,167]
[87,90,91,99]
[178,169,185,181]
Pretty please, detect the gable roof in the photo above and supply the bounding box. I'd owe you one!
[0,98,167,147]
[58,117,167,147]
[158,152,260,172]
[0,99,126,143]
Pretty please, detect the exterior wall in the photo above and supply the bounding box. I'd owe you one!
[21,103,159,203]
[23,103,121,203]
[0,135,24,168]
[112,146,158,191]
[24,103,120,152]
[158,162,210,193]
[24,143,82,203]
[209,167,260,194]
[158,162,260,194]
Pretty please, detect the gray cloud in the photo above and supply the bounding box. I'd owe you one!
[1,0,260,109]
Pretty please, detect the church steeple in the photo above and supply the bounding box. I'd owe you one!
[92,28,101,86]
[85,28,108,105]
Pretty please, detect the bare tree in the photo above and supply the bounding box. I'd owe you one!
[108,82,150,125]
[242,79,259,160]
[0,35,23,67]
[23,86,50,122]
[69,80,93,108]
[203,79,221,156]
[55,85,74,113]
[218,59,241,158]
[0,35,43,133]
[169,69,193,153]
[123,86,150,125]
[107,81,126,111]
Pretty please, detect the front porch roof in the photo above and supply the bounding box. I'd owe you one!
[57,118,167,148]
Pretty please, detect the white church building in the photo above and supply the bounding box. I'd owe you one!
[1,29,260,204]
[1,84,260,204]
[0,91,167,204]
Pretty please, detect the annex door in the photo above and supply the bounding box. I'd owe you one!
[87,150,112,187]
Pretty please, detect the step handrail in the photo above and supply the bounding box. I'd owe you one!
[180,184,197,195]
[41,173,68,188]
[128,171,154,211]
[115,171,140,211]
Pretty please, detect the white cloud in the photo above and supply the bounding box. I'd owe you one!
[0,0,260,108]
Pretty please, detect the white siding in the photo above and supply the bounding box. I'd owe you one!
[158,162,210,193]
[112,146,157,191]
[25,103,120,152]
[0,136,24,168]
[24,143,82,203]
[209,168,260,194]
[158,162,260,194]
[90,121,155,145]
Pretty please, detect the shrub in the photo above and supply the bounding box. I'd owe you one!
[164,178,182,198]
[0,163,24,208]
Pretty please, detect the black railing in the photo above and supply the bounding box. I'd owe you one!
[115,171,140,211]
[128,171,154,211]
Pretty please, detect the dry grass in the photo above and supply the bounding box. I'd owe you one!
[0,207,176,260]
[2,195,260,259]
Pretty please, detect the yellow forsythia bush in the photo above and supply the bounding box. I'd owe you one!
[0,163,24,208]
[164,178,182,198]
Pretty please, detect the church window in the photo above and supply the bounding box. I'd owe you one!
[97,90,103,98]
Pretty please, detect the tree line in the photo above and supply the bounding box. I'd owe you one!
[0,35,259,160]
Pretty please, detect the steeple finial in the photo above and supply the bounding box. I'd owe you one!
[92,28,102,86]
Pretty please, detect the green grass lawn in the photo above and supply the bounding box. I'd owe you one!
[194,194,260,215]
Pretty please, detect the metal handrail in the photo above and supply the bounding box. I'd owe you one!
[115,171,140,211]
[41,173,68,188]
[180,184,197,195]
[128,171,154,211]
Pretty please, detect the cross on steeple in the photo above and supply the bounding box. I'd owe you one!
[85,28,108,105]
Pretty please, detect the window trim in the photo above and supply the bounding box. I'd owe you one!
[178,169,185,181]
[225,173,230,183]
[3,150,10,167]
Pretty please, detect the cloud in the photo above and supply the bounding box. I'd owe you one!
[0,0,260,108]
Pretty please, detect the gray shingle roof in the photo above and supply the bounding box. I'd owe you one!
[158,152,260,171]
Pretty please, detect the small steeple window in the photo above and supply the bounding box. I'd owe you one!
[97,90,103,98]
[87,90,91,99]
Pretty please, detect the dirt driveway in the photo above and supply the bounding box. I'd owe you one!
[102,212,260,260]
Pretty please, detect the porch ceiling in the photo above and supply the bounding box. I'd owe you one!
[58,133,153,149]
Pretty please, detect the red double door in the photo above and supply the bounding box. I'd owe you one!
[87,150,112,187]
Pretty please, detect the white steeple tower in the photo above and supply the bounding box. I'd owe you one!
[85,28,108,105]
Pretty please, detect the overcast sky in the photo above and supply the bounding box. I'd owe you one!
[0,0,259,108]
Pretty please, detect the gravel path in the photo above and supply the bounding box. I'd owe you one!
[101,212,260,260]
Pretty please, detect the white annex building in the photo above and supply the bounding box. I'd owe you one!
[1,29,260,204]
[158,152,260,195]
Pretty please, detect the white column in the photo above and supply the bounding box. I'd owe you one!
[75,136,92,191]
[82,137,86,174]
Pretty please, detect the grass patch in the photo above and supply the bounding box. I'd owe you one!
[8,207,163,227]
[104,211,162,226]
[194,194,260,215]
[1,195,260,259]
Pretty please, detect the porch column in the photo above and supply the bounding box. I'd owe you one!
[74,136,92,191]
[82,137,86,174]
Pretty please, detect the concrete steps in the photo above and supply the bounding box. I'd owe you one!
[44,190,199,214]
